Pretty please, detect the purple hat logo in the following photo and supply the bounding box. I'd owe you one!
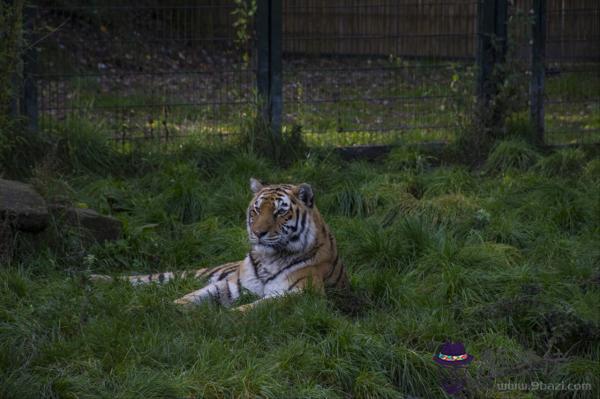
[433,341,473,367]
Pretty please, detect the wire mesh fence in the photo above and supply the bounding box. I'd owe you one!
[543,0,599,144]
[24,0,600,148]
[32,1,256,147]
[507,0,599,144]
[282,0,478,146]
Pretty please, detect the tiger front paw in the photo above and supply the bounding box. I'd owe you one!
[173,297,193,306]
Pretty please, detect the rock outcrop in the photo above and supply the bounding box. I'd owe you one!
[48,205,122,242]
[0,178,49,232]
[0,178,122,262]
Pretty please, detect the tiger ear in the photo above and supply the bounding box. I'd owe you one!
[298,183,314,208]
[250,177,264,193]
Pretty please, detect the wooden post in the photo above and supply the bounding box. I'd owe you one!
[530,0,546,145]
[256,0,281,140]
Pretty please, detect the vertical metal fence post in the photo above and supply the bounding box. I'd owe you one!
[476,0,496,103]
[477,0,508,103]
[269,0,281,140]
[530,0,546,145]
[22,4,37,132]
[256,0,282,140]
[256,0,269,121]
[5,0,20,121]
[495,0,507,64]
[476,0,508,140]
[8,72,17,122]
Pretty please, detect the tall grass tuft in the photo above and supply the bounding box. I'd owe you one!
[50,117,124,175]
[327,183,377,218]
[239,107,308,167]
[157,162,207,224]
[536,147,587,177]
[583,158,600,181]
[385,146,434,173]
[484,139,541,173]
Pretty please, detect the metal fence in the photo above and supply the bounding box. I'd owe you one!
[31,1,255,145]
[281,1,478,146]
[20,0,600,147]
[542,0,599,144]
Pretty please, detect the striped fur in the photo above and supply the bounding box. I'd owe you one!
[90,178,348,311]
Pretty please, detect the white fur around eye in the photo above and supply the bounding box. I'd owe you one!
[274,207,287,216]
[275,202,289,214]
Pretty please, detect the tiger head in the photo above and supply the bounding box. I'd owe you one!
[247,177,317,253]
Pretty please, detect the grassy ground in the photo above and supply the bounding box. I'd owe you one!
[1,134,599,398]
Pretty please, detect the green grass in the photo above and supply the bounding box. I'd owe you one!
[1,137,599,398]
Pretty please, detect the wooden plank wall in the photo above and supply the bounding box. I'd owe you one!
[510,0,600,62]
[201,0,598,61]
[545,0,599,61]
[282,0,478,59]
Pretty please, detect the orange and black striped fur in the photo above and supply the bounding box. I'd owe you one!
[90,178,348,311]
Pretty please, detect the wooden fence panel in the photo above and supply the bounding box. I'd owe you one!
[280,0,598,60]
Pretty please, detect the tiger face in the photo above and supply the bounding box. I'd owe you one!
[247,177,316,253]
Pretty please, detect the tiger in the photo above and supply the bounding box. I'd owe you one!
[90,178,349,312]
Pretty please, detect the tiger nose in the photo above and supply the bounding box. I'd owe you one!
[253,229,268,238]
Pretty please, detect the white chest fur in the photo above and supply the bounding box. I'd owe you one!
[256,258,280,280]
[241,250,315,296]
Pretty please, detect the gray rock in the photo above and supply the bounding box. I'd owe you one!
[0,178,49,232]
[49,205,122,242]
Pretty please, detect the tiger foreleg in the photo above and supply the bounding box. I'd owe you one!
[234,268,325,312]
[233,294,281,312]
[174,271,242,307]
